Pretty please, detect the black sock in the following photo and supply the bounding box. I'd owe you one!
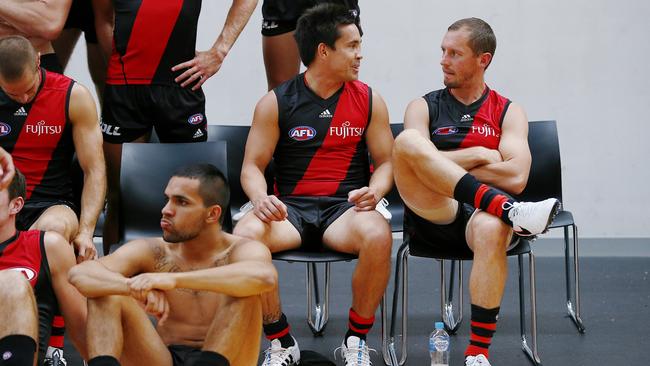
[465,304,500,358]
[345,308,374,345]
[454,173,515,225]
[88,355,121,366]
[263,313,295,348]
[0,335,36,365]
[192,351,229,366]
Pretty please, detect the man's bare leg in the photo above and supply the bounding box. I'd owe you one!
[323,209,392,319]
[29,205,78,242]
[233,213,301,361]
[86,295,172,366]
[202,296,262,366]
[102,134,150,254]
[262,32,301,91]
[393,129,559,236]
[0,271,38,366]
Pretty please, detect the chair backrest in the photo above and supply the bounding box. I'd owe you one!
[119,141,229,244]
[518,120,563,202]
[207,125,252,214]
[387,123,405,231]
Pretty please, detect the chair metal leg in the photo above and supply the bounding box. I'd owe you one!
[519,252,542,365]
[440,260,463,334]
[564,224,585,333]
[386,243,409,365]
[306,262,330,335]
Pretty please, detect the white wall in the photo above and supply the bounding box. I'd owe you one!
[64,0,650,238]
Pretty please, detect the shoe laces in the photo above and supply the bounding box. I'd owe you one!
[465,354,491,366]
[334,342,376,365]
[262,345,294,366]
[502,201,529,219]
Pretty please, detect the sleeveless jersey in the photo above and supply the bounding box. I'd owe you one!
[273,74,372,197]
[0,230,57,363]
[424,87,511,150]
[107,0,202,85]
[0,69,75,202]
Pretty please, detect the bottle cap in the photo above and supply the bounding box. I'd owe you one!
[435,321,444,330]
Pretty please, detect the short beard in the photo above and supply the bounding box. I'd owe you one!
[163,228,200,243]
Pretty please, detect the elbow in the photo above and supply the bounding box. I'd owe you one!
[67,265,85,292]
[508,173,529,195]
[39,22,65,41]
[258,264,278,292]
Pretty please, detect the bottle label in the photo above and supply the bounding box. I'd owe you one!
[431,337,449,352]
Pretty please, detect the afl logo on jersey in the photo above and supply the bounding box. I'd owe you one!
[187,113,204,125]
[433,126,459,136]
[289,126,316,141]
[0,122,11,136]
[8,267,37,281]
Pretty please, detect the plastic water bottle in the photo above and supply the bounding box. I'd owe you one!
[429,321,450,366]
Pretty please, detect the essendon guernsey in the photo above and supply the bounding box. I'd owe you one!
[424,86,511,150]
[0,230,57,362]
[273,74,372,198]
[0,69,75,202]
[107,0,202,85]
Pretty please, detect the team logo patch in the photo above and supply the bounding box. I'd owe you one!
[187,113,204,125]
[289,126,316,141]
[433,126,459,136]
[8,267,37,281]
[0,122,11,136]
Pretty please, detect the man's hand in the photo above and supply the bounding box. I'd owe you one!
[483,147,503,165]
[73,232,98,263]
[143,289,170,326]
[127,272,177,302]
[0,148,15,191]
[348,186,380,211]
[252,195,288,223]
[171,48,226,91]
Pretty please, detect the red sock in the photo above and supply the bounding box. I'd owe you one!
[465,305,499,358]
[49,315,65,348]
[346,307,375,342]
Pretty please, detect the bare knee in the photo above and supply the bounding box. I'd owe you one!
[233,215,267,242]
[88,294,125,314]
[0,271,33,300]
[357,224,392,260]
[467,215,511,256]
[393,129,439,161]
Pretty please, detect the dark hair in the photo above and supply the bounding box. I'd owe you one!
[294,2,361,67]
[8,169,25,201]
[448,18,496,66]
[0,36,38,82]
[172,164,230,222]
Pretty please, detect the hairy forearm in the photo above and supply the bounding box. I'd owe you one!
[469,161,528,195]
[210,0,257,56]
[369,161,393,199]
[78,167,106,236]
[173,261,277,297]
[0,1,67,40]
[68,261,129,298]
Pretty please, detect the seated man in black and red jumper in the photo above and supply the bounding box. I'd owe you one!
[0,169,88,365]
[392,18,560,366]
[234,4,394,366]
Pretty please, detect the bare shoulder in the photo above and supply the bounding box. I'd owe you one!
[43,231,74,259]
[99,237,164,272]
[502,102,529,133]
[68,82,99,125]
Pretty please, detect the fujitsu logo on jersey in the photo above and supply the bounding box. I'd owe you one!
[329,121,364,139]
[471,124,500,138]
[8,267,36,281]
[26,120,62,136]
[289,126,316,141]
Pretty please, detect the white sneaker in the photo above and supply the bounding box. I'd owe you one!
[336,336,375,366]
[261,338,300,366]
[465,354,491,366]
[505,198,560,236]
[375,198,392,221]
[43,347,67,366]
